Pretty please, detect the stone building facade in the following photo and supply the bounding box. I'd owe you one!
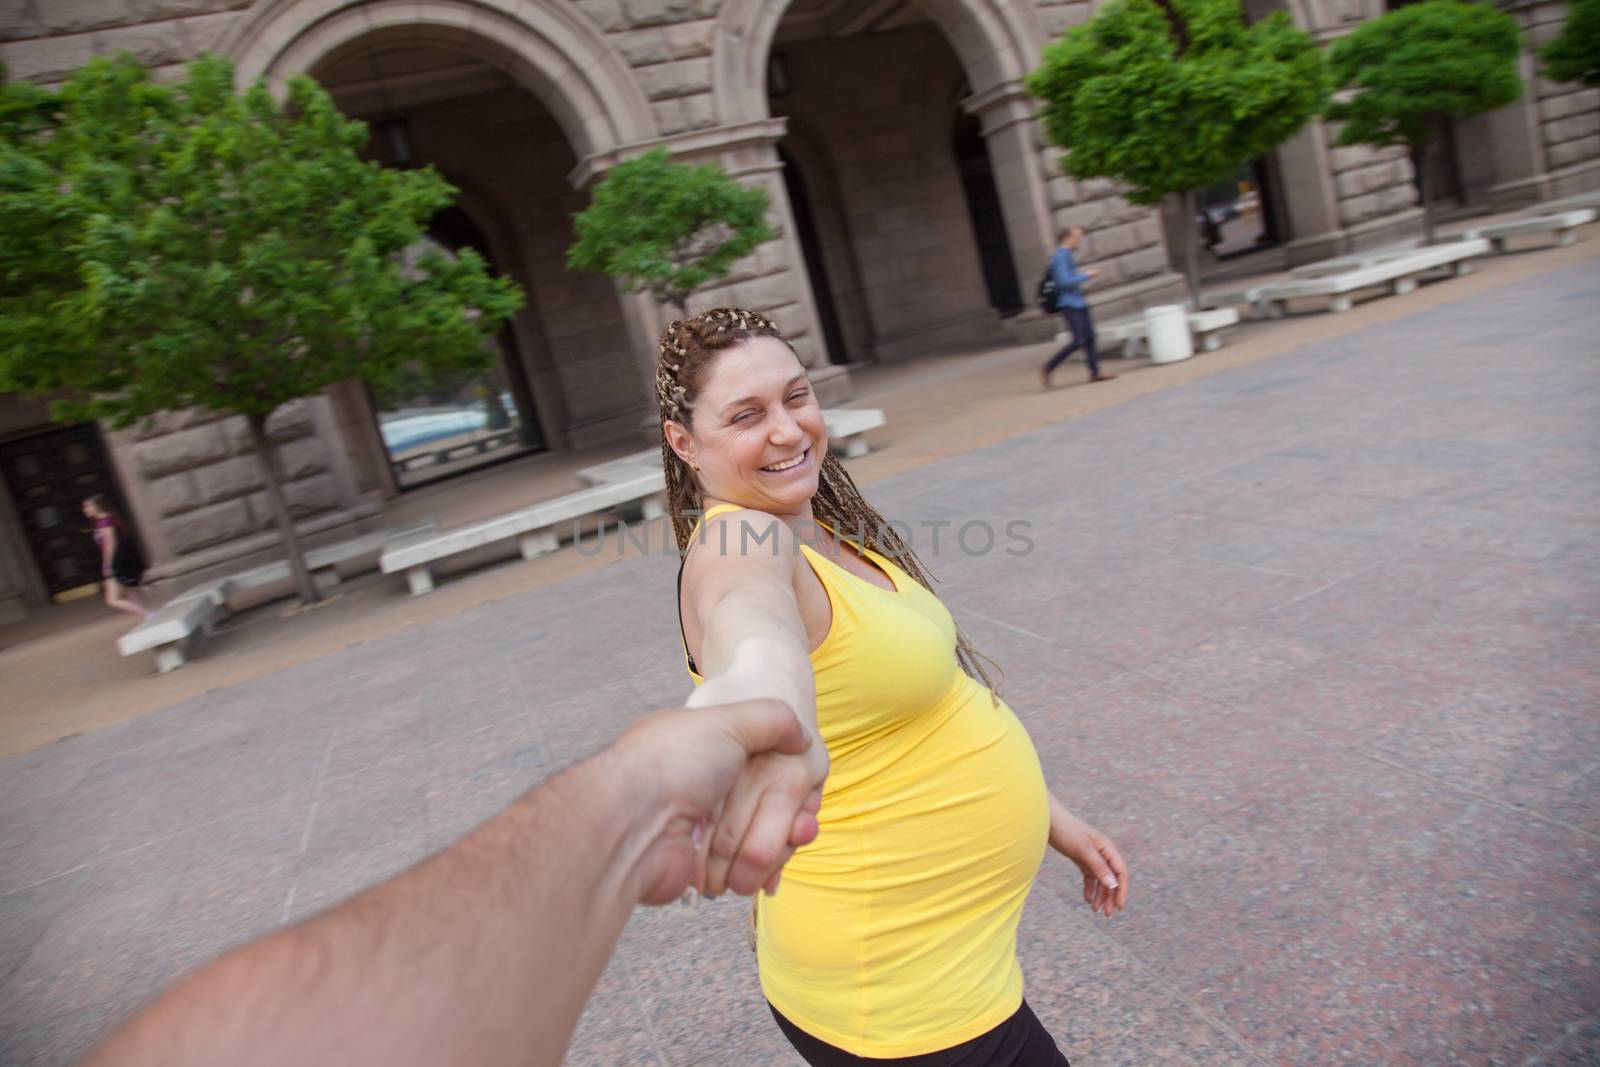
[0,0,1595,622]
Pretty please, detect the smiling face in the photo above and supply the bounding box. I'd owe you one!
[663,335,828,518]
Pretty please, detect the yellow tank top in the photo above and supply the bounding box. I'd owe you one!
[683,505,1050,1057]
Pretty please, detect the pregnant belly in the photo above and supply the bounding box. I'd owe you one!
[761,688,1050,996]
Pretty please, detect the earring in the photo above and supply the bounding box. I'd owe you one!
[691,462,700,472]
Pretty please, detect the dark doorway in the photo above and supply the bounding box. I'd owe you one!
[0,423,124,600]
[953,113,1023,317]
[779,148,850,364]
[372,207,546,488]
[1195,158,1283,261]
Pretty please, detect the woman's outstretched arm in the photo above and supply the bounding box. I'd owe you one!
[681,510,829,898]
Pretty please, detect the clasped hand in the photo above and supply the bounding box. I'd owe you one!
[613,699,826,907]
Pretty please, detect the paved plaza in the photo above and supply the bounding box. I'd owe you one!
[3,260,1599,1065]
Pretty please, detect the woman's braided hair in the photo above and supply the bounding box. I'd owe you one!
[656,307,1003,697]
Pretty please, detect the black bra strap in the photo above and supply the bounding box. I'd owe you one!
[676,556,698,675]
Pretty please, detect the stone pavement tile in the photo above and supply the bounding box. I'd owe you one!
[1194,798,1599,1066]
[1031,673,1322,822]
[1519,764,1600,839]
[286,749,432,923]
[1319,543,1552,605]
[0,704,326,895]
[963,555,1319,671]
[1099,749,1471,1003]
[0,827,189,1031]
[952,611,1128,718]
[1526,1017,1600,1066]
[1124,510,1379,584]
[1136,474,1320,525]
[1389,497,1596,562]
[425,709,549,850]
[153,795,307,978]
[324,690,429,781]
[0,999,132,1067]
[621,896,806,1066]
[1016,895,1259,1065]
[1363,693,1600,815]
[525,676,657,769]
[0,742,107,817]
[1246,579,1451,657]
[1348,599,1598,706]
[566,955,665,1067]
[1240,655,1478,748]
[1136,621,1331,708]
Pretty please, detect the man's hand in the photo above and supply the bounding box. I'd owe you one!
[609,699,823,906]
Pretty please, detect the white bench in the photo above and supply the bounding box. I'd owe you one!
[167,518,438,619]
[1086,307,1241,357]
[117,596,222,673]
[577,450,660,488]
[380,472,667,595]
[1521,191,1600,215]
[1434,209,1594,253]
[1212,239,1490,318]
[823,408,886,459]
[127,519,439,671]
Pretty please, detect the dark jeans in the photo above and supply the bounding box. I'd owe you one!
[770,1000,1070,1067]
[1044,305,1099,378]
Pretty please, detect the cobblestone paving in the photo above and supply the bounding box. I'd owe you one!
[3,262,1597,1065]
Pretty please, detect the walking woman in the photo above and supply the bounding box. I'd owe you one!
[83,494,151,620]
[660,309,1128,1065]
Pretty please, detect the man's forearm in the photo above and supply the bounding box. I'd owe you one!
[86,747,652,1067]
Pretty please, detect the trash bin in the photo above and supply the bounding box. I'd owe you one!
[1144,305,1194,364]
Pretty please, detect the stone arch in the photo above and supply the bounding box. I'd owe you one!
[224,0,656,178]
[713,0,1046,127]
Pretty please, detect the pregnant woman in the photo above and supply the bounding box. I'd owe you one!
[659,308,1128,1065]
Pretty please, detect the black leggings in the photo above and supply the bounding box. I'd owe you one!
[770,1001,1069,1067]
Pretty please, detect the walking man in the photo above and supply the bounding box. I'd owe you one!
[1041,226,1115,388]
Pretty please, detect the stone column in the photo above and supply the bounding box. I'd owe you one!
[1455,47,1552,210]
[963,80,1057,301]
[1273,119,1350,265]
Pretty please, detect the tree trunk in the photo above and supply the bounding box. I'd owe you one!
[1416,137,1437,245]
[1180,188,1202,308]
[246,411,320,605]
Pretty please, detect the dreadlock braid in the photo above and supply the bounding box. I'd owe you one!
[655,308,1003,699]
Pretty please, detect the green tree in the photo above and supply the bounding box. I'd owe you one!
[1026,0,1329,304]
[567,147,773,317]
[0,54,521,605]
[1327,0,1523,243]
[1542,0,1600,86]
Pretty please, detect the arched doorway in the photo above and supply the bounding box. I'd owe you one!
[722,0,1055,361]
[224,1,664,483]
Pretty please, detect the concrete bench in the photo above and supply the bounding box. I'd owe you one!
[1217,239,1490,318]
[577,450,660,488]
[1087,307,1241,357]
[161,518,438,636]
[1434,209,1594,253]
[381,472,667,595]
[1521,191,1600,215]
[117,595,222,673]
[824,408,886,459]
